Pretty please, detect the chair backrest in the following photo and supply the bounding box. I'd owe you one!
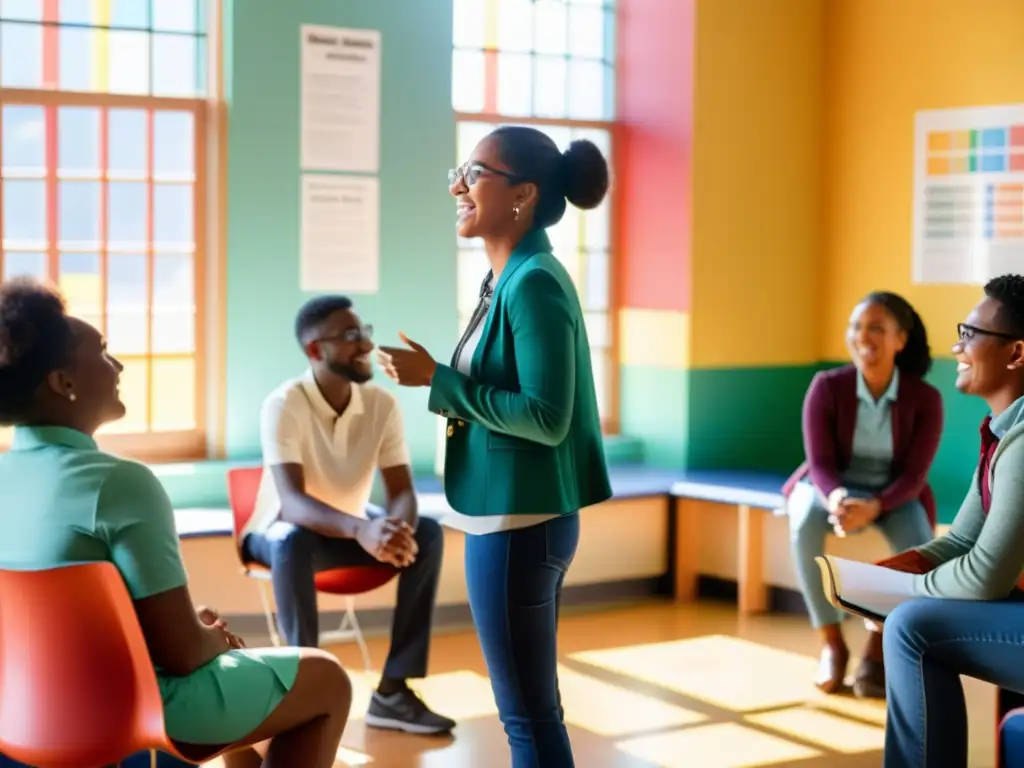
[0,563,169,767]
[227,466,263,542]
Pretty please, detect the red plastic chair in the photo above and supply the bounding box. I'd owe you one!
[0,562,227,768]
[227,467,396,670]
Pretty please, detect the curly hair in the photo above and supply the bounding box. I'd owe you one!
[0,278,75,425]
[984,274,1024,337]
[862,291,932,378]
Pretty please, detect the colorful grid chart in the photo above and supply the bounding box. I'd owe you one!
[925,125,1024,176]
[985,183,1024,240]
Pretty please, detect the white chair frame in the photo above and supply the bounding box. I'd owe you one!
[244,568,373,672]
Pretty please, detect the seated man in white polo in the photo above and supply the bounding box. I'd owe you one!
[241,295,454,735]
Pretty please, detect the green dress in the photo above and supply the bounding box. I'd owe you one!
[0,426,300,745]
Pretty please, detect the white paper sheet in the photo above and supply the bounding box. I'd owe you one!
[300,174,379,293]
[912,105,1024,284]
[300,25,381,173]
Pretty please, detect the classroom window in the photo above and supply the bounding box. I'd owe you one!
[452,0,618,430]
[0,0,210,460]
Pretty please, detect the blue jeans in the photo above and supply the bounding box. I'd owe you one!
[884,594,1024,767]
[788,483,933,627]
[465,513,580,768]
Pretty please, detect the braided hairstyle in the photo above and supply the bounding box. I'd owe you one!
[862,291,932,378]
[0,277,75,425]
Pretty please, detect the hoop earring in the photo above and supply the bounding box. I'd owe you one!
[513,206,520,221]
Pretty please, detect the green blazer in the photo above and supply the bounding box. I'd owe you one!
[428,229,612,517]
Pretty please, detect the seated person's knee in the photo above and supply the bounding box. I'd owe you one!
[301,649,353,713]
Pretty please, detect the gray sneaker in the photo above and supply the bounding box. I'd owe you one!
[365,689,456,735]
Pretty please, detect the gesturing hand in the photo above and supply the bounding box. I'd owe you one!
[377,332,437,387]
[357,516,418,568]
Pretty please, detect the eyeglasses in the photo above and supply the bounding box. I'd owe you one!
[957,322,1020,343]
[315,325,373,344]
[447,162,521,187]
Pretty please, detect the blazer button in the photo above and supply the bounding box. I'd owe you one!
[446,425,454,438]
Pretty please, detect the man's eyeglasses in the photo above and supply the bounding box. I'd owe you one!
[314,325,374,344]
[447,162,521,187]
[957,323,1020,343]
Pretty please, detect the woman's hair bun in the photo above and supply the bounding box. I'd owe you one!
[562,139,609,211]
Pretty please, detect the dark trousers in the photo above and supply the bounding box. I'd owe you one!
[243,511,443,680]
[465,513,580,768]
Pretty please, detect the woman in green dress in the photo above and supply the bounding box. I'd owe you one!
[0,277,352,767]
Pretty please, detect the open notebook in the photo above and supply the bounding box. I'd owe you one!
[815,555,920,623]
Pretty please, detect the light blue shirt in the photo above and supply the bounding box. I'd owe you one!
[990,393,1024,439]
[842,369,899,491]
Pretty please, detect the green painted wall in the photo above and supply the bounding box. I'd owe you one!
[619,366,689,468]
[224,0,456,472]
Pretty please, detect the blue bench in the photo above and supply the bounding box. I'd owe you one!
[668,469,788,615]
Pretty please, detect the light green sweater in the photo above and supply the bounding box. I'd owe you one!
[914,395,1024,600]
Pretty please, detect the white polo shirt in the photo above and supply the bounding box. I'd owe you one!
[243,370,411,538]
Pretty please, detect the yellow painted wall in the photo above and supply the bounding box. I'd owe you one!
[689,0,824,369]
[820,0,1024,360]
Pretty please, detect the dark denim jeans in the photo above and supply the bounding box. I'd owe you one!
[465,513,580,768]
[884,593,1024,767]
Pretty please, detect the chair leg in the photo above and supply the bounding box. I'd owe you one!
[257,579,282,647]
[150,749,157,768]
[342,595,372,673]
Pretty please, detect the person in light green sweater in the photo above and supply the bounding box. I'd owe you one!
[881,274,1024,768]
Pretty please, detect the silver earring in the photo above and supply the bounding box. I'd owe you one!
[513,206,520,221]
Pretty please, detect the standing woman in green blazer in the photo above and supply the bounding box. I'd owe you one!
[378,125,612,767]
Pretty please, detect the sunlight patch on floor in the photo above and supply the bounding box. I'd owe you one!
[615,722,822,768]
[746,706,885,752]
[572,635,819,712]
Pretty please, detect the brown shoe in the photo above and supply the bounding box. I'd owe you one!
[852,658,886,699]
[814,645,850,694]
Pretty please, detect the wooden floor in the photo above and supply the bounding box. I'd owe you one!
[208,600,999,768]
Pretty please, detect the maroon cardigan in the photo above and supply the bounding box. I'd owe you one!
[781,364,943,528]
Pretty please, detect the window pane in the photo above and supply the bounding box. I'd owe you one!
[497,53,532,116]
[58,26,96,92]
[582,200,610,250]
[497,0,532,53]
[0,0,42,21]
[153,0,197,33]
[585,249,610,311]
[1,105,45,172]
[58,107,101,176]
[152,357,195,430]
[107,182,148,245]
[452,49,485,113]
[534,57,567,118]
[58,0,90,24]
[108,30,150,95]
[154,111,195,179]
[59,181,101,246]
[457,248,488,317]
[553,244,581,287]
[534,0,568,55]
[110,0,149,28]
[456,121,491,164]
[569,5,606,59]
[108,109,148,178]
[153,184,193,247]
[106,253,148,354]
[452,0,485,47]
[59,252,101,316]
[0,21,42,88]
[568,59,607,120]
[585,311,609,348]
[2,251,45,280]
[152,254,194,353]
[152,34,197,97]
[3,180,46,247]
[102,358,147,433]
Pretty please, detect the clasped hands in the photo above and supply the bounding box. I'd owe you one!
[377,332,437,387]
[357,516,418,569]
[197,605,246,650]
[826,488,882,536]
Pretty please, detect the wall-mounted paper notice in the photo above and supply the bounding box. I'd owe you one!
[300,25,381,173]
[300,174,379,293]
[912,104,1024,284]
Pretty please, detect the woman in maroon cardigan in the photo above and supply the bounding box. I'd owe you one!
[782,292,942,697]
